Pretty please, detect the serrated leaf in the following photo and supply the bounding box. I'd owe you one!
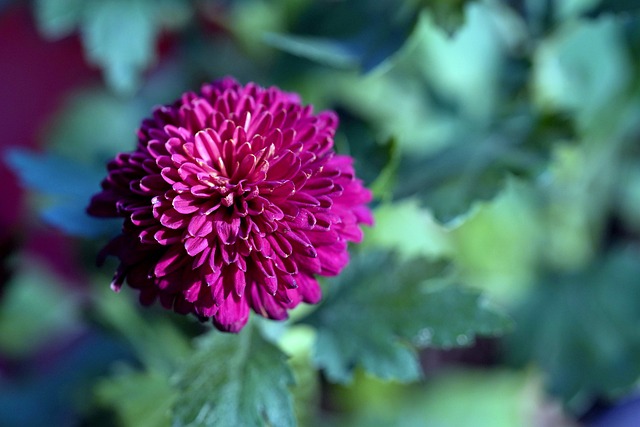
[303,252,511,384]
[173,324,295,427]
[95,369,175,427]
[505,248,640,407]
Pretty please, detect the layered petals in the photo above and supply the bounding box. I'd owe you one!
[88,77,372,332]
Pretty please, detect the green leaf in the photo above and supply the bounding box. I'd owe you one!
[505,247,640,408]
[262,33,359,68]
[338,369,576,427]
[33,0,83,39]
[80,0,158,94]
[591,0,640,15]
[365,199,453,260]
[532,16,631,127]
[95,369,176,427]
[393,113,542,220]
[45,89,145,163]
[0,260,81,356]
[554,0,601,20]
[93,285,191,374]
[4,149,119,237]
[33,0,192,94]
[303,252,512,384]
[420,0,471,35]
[449,179,543,303]
[173,324,296,427]
[268,0,418,72]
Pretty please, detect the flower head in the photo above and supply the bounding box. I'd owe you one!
[88,78,372,332]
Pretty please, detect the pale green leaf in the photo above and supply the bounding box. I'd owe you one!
[449,179,543,303]
[33,0,83,39]
[336,369,575,427]
[365,199,453,260]
[80,0,157,94]
[533,16,631,127]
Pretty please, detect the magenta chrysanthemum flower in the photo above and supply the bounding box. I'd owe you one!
[88,78,372,332]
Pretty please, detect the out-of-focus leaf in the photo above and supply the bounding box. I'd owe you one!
[332,71,449,156]
[331,6,539,219]
[393,113,542,220]
[0,260,81,356]
[33,0,82,39]
[80,0,157,94]
[6,149,102,198]
[449,179,542,303]
[92,284,191,374]
[333,110,396,190]
[416,0,468,34]
[33,0,192,94]
[617,162,640,232]
[541,144,600,271]
[554,0,601,19]
[365,199,453,260]
[45,89,144,163]
[590,0,640,15]
[263,33,359,68]
[95,368,175,427]
[405,6,523,123]
[173,324,295,427]
[505,248,640,409]
[303,252,511,384]
[275,0,418,72]
[4,149,119,237]
[533,16,631,127]
[411,370,572,427]
[0,331,133,427]
[278,326,320,427]
[332,369,576,427]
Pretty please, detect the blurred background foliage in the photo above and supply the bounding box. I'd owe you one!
[3,0,640,425]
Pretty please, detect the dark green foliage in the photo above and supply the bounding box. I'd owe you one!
[173,324,296,427]
[505,248,640,409]
[304,252,511,383]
